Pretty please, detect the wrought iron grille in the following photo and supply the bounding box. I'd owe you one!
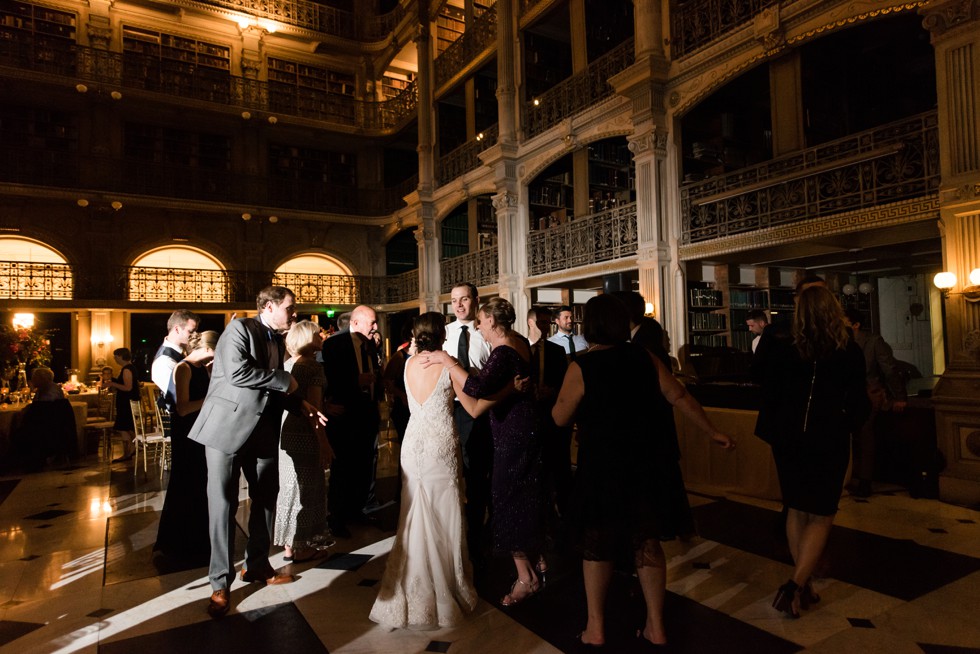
[527,202,637,276]
[436,124,498,184]
[383,269,420,304]
[129,267,232,303]
[434,2,497,90]
[522,38,634,139]
[0,262,74,300]
[440,246,499,292]
[668,0,779,58]
[680,112,940,244]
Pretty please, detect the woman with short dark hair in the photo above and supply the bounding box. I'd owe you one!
[552,294,733,647]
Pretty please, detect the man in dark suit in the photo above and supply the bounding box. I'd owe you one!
[321,304,381,538]
[527,306,571,518]
[189,286,326,619]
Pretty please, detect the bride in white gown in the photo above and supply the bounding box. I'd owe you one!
[370,312,477,629]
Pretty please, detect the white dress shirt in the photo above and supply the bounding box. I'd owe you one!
[548,331,588,356]
[150,337,185,391]
[444,319,490,372]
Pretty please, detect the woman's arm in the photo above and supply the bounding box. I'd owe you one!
[111,367,134,393]
[304,374,334,468]
[654,355,735,449]
[173,363,205,417]
[551,363,583,426]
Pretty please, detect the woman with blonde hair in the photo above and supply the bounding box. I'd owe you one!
[274,320,335,563]
[154,330,220,566]
[756,285,869,617]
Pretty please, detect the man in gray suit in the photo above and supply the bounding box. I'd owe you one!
[189,286,326,618]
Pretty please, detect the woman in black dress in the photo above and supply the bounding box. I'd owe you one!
[109,348,140,462]
[552,294,734,648]
[755,285,869,617]
[154,330,219,566]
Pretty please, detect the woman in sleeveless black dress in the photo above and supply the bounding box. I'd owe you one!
[552,294,734,648]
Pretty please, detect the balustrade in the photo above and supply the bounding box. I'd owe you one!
[669,0,779,58]
[522,38,634,139]
[680,112,940,243]
[433,4,497,90]
[436,124,498,184]
[527,202,637,276]
[440,247,499,292]
[0,262,74,300]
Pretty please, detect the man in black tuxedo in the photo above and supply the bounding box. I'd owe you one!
[527,307,571,519]
[321,304,381,538]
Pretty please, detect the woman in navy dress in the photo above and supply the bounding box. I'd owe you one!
[425,297,542,606]
[154,330,219,566]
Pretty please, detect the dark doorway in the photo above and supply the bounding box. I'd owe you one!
[130,312,226,382]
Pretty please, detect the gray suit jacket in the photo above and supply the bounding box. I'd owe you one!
[188,317,295,454]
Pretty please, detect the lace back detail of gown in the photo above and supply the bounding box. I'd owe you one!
[369,366,476,629]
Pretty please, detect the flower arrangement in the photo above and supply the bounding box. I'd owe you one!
[62,380,81,393]
[0,324,52,382]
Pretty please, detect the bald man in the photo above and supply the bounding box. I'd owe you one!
[321,305,382,538]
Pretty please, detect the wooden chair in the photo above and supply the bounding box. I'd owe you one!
[84,389,116,460]
[129,399,169,479]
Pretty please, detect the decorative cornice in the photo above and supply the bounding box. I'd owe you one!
[920,0,979,40]
[678,195,940,260]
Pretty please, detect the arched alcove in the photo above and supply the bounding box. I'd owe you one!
[0,236,73,299]
[129,245,228,303]
[273,253,356,304]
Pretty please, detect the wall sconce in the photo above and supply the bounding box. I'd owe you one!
[110,201,123,211]
[12,313,34,330]
[858,281,874,295]
[842,283,857,296]
[934,269,980,301]
[644,302,655,316]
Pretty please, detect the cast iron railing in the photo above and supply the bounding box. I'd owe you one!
[433,2,497,90]
[668,0,779,58]
[0,41,418,134]
[440,246,499,292]
[527,202,637,276]
[522,38,634,139]
[0,263,424,305]
[435,124,498,184]
[680,111,940,243]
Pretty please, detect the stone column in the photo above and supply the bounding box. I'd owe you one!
[414,202,441,312]
[493,187,529,323]
[496,0,517,145]
[920,0,980,505]
[415,18,436,194]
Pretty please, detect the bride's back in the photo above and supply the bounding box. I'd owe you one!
[405,353,447,406]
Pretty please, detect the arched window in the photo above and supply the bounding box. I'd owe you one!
[273,253,356,304]
[0,236,73,299]
[129,246,228,303]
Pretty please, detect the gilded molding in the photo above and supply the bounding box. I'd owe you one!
[754,7,786,54]
[678,196,940,260]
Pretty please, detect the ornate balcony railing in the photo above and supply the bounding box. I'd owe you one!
[527,202,638,276]
[680,112,940,244]
[1,42,418,134]
[0,147,411,217]
[160,0,405,41]
[0,263,422,306]
[434,2,497,90]
[669,0,779,58]
[518,0,548,18]
[436,124,498,185]
[0,262,74,300]
[522,38,634,139]
[440,246,499,292]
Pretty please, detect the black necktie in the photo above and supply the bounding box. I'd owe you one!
[267,329,281,368]
[458,325,470,371]
[566,334,576,360]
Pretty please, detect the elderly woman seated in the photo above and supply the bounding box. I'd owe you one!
[12,368,78,470]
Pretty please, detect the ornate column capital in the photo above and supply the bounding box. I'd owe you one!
[920,0,980,41]
[86,24,112,50]
[492,191,519,212]
[628,127,668,158]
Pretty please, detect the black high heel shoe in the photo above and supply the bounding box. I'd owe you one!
[799,579,820,610]
[772,580,801,618]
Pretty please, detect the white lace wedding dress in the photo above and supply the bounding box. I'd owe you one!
[369,367,477,629]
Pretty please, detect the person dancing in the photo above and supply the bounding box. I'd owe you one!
[756,285,869,617]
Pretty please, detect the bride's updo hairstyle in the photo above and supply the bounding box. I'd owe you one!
[413,312,447,353]
[479,297,516,331]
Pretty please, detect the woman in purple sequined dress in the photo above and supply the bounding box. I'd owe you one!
[425,297,542,607]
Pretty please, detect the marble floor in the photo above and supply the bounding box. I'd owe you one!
[1,434,980,654]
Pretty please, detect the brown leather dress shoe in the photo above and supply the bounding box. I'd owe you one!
[207,589,230,618]
[240,565,295,585]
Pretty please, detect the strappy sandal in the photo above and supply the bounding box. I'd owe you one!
[501,578,540,607]
[772,579,801,618]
